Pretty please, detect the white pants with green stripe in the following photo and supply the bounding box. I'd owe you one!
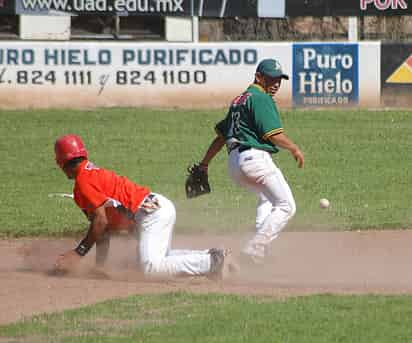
[228,148,296,259]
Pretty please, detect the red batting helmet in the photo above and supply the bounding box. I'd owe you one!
[55,134,88,169]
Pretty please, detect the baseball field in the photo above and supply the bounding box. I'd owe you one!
[1,107,412,341]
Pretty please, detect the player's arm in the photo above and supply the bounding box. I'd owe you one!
[268,132,304,168]
[55,204,109,271]
[254,96,304,168]
[75,204,109,257]
[199,118,228,170]
[199,134,225,170]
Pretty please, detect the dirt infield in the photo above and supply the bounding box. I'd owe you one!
[1,230,412,325]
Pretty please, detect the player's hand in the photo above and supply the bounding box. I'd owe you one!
[54,249,82,273]
[291,148,304,168]
[198,162,208,173]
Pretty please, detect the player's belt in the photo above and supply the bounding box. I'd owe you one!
[227,143,252,154]
[139,193,160,214]
[238,145,252,153]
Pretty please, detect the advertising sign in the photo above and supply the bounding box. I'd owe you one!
[16,0,191,15]
[196,0,257,17]
[381,43,412,107]
[0,42,292,109]
[197,0,285,18]
[15,0,286,16]
[293,43,359,107]
[358,0,410,15]
[286,0,411,16]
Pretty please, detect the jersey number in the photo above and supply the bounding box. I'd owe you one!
[228,111,240,137]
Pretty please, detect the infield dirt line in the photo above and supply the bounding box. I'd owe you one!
[1,230,412,325]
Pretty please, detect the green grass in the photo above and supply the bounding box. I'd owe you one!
[1,108,411,237]
[1,292,412,342]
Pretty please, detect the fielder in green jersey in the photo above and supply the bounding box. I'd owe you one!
[215,83,284,154]
[198,58,304,264]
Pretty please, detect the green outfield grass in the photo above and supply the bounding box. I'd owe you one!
[1,108,411,237]
[1,292,412,342]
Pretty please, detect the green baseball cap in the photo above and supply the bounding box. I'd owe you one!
[256,59,289,80]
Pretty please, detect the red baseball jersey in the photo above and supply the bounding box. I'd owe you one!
[73,160,151,230]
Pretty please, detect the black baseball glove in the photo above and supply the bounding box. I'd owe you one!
[185,163,211,199]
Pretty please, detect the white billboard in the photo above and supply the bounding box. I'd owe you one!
[0,41,380,109]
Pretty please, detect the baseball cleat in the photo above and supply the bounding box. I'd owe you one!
[240,243,266,265]
[208,248,233,281]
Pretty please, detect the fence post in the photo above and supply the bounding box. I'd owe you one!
[348,17,358,41]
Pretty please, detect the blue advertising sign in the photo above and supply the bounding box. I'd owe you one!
[293,43,359,107]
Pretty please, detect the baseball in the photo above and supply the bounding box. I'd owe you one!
[319,198,330,209]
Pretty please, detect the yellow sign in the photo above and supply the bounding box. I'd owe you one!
[386,55,412,83]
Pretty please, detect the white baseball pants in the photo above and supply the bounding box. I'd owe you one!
[134,193,212,277]
[228,148,296,257]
